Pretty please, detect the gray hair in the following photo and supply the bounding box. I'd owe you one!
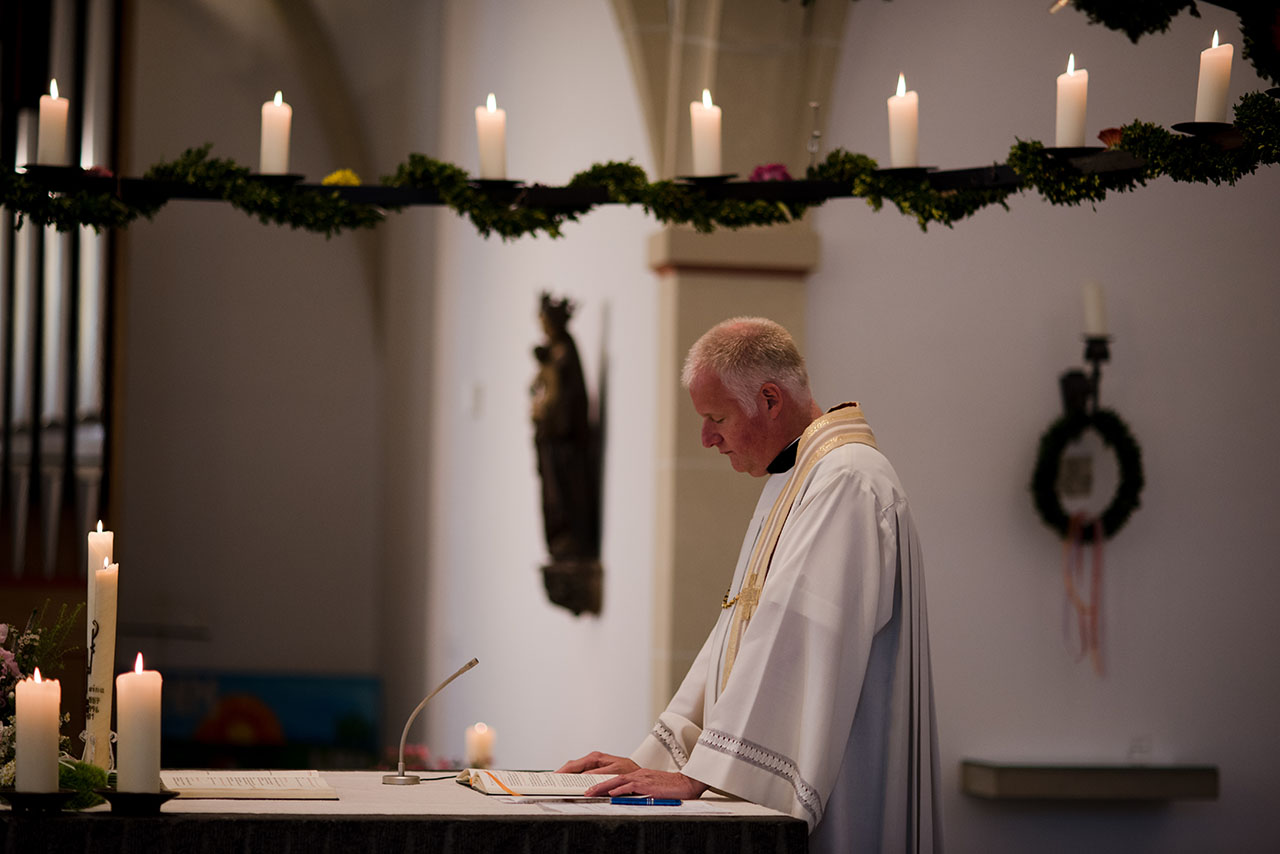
[681,317,812,413]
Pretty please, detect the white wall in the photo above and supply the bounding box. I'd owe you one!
[810,1,1280,851]
[418,0,658,768]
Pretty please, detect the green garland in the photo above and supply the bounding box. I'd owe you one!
[1,92,1276,240]
[1030,408,1145,542]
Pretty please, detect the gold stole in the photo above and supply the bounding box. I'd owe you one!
[719,402,878,693]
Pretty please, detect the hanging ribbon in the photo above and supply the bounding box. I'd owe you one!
[1062,513,1105,675]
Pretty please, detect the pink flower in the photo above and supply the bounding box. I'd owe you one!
[1097,128,1123,149]
[749,163,792,182]
[0,648,19,681]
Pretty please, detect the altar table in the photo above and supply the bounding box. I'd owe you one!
[1,771,808,854]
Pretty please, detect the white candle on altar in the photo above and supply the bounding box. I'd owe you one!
[259,90,293,174]
[475,93,507,179]
[116,653,163,793]
[689,88,722,176]
[1194,30,1234,123]
[83,556,119,768]
[86,520,113,643]
[1083,280,1108,337]
[37,79,70,166]
[465,722,495,768]
[1055,54,1089,147]
[15,669,61,792]
[887,73,919,168]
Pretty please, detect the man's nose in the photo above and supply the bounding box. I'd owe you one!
[702,422,720,448]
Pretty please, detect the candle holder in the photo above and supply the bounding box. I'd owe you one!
[676,174,737,186]
[1060,335,1110,417]
[0,787,77,813]
[248,173,304,186]
[1170,121,1233,137]
[94,787,178,815]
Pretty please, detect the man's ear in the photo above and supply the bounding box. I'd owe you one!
[760,383,783,417]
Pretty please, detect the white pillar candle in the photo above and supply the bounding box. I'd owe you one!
[15,669,61,792]
[86,520,113,650]
[37,79,70,166]
[259,90,293,174]
[115,653,163,793]
[475,93,507,179]
[464,722,495,768]
[83,557,119,769]
[689,89,722,176]
[887,74,919,168]
[1083,280,1108,337]
[1194,30,1234,123]
[1055,54,1089,147]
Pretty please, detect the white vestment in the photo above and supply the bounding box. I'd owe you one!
[632,441,941,853]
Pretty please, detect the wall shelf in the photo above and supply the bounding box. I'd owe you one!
[960,759,1219,802]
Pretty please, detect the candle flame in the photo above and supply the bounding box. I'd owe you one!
[104,556,109,569]
[274,90,283,107]
[486,93,497,113]
[50,79,59,100]
[702,88,713,108]
[34,668,43,682]
[97,519,103,533]
[1067,53,1075,75]
[896,73,906,98]
[473,721,489,733]
[1212,29,1219,49]
[135,652,145,673]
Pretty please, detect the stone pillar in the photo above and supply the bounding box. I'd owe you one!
[648,222,818,715]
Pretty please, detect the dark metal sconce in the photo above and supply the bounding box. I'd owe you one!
[1059,336,1110,417]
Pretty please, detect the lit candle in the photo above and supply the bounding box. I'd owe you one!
[689,88,722,176]
[475,93,507,179]
[83,556,119,768]
[1194,30,1234,123]
[1055,54,1089,147]
[37,79,70,166]
[887,73,919,168]
[86,520,113,645]
[116,653,163,793]
[1083,280,1107,337]
[15,669,61,792]
[465,722,495,768]
[259,90,293,174]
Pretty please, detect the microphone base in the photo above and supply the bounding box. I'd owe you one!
[381,773,422,785]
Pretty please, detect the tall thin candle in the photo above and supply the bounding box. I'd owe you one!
[1055,54,1089,147]
[1195,30,1233,123]
[689,89,722,176]
[259,90,293,174]
[37,79,70,166]
[475,93,507,179]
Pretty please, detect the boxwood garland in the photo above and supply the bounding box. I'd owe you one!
[1030,408,1145,542]
[1,92,1276,238]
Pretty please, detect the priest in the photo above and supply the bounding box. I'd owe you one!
[559,317,941,853]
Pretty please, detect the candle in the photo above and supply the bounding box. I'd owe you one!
[1083,280,1107,337]
[887,73,919,168]
[475,93,507,179]
[259,90,293,174]
[689,88,722,176]
[15,669,61,792]
[37,79,70,166]
[1055,54,1089,147]
[86,520,113,646]
[116,653,163,793]
[465,722,495,768]
[1194,30,1234,123]
[83,556,119,769]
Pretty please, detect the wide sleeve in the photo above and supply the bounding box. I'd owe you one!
[629,619,718,771]
[679,447,902,829]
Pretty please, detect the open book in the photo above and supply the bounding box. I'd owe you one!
[456,768,615,796]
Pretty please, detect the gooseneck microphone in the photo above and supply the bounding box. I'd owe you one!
[382,657,479,785]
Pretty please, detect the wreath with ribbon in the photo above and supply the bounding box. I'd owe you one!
[1030,408,1145,542]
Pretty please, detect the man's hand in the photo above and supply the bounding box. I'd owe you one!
[583,768,709,800]
[556,751,639,776]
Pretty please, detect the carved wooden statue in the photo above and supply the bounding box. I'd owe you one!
[531,293,602,615]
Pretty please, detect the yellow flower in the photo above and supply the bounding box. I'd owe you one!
[322,168,361,186]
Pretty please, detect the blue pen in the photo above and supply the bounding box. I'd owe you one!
[611,796,682,806]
